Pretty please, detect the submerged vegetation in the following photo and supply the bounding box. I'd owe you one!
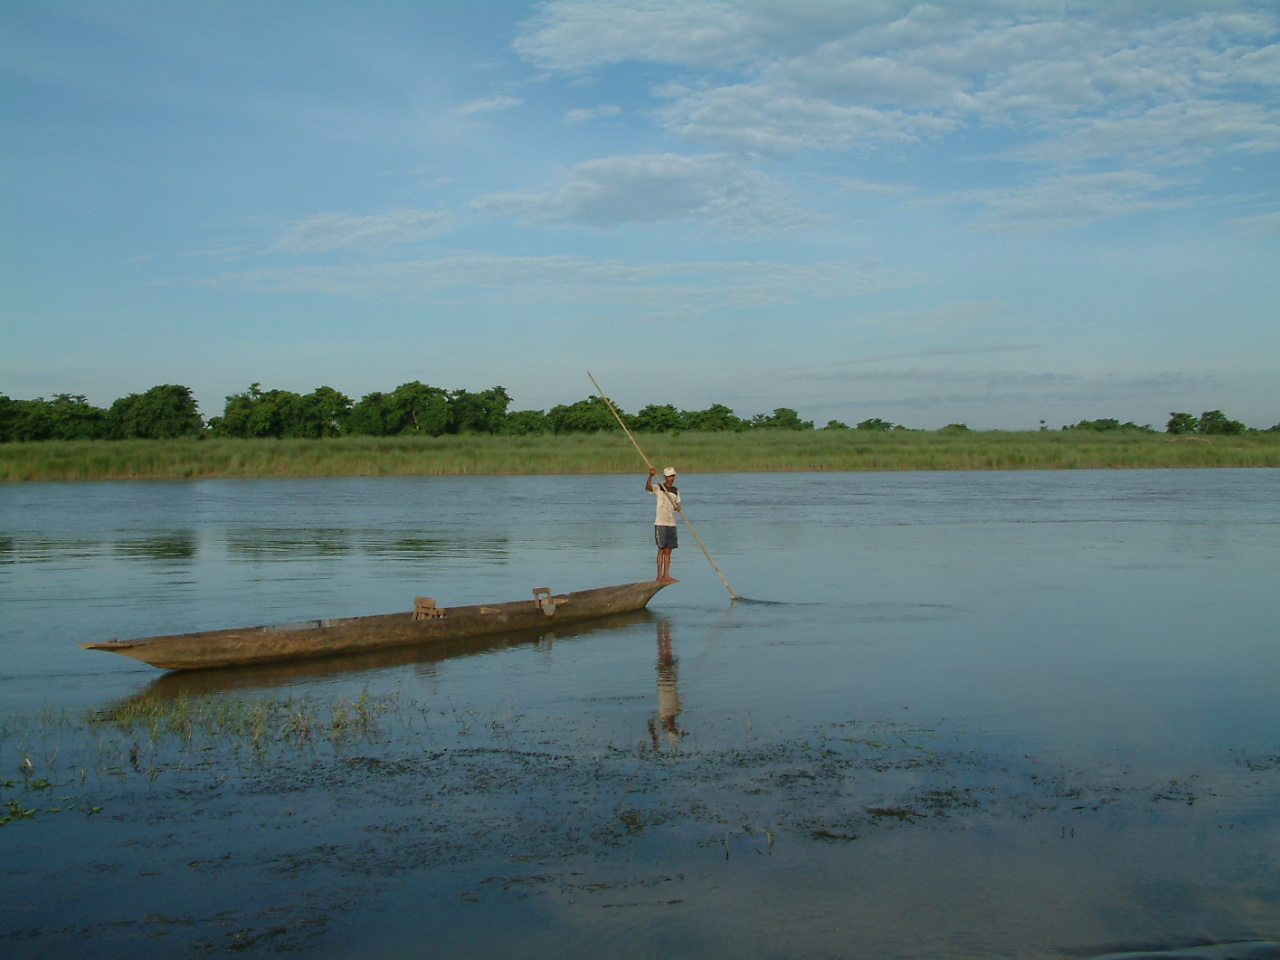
[2,690,1251,838]
[2,428,1279,482]
[3,679,1277,953]
[0,693,392,826]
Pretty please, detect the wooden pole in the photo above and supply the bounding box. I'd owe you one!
[588,372,738,600]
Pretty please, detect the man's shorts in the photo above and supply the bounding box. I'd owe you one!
[654,525,678,549]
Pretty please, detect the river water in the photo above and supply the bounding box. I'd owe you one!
[1,470,1278,958]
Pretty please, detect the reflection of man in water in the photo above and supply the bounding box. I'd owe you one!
[649,619,684,750]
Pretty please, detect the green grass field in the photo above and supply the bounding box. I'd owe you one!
[3,430,1278,482]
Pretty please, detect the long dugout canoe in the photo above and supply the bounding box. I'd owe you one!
[80,580,669,672]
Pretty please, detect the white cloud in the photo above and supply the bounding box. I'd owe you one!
[452,94,523,115]
[515,0,1280,173]
[837,177,919,197]
[939,171,1191,231]
[1021,100,1280,164]
[473,152,821,231]
[273,210,457,252]
[1230,207,1280,232]
[225,253,920,309]
[786,362,1209,421]
[514,0,766,72]
[656,82,956,157]
[847,300,1037,334]
[565,104,623,124]
[1233,40,1280,86]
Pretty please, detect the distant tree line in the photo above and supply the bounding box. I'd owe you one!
[1057,411,1253,435]
[1,383,1276,442]
[0,385,205,442]
[1163,410,1250,436]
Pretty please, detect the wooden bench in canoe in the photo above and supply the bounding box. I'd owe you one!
[80,580,670,672]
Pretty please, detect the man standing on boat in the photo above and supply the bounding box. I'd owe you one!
[646,466,681,583]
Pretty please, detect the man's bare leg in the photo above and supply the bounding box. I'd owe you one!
[657,548,677,582]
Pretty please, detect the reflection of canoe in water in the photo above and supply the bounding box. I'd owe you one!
[81,580,669,672]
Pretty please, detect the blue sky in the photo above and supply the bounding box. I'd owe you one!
[3,0,1278,430]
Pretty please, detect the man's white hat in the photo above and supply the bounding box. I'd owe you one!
[663,467,676,476]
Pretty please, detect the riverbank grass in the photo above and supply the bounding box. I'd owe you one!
[2,430,1278,481]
